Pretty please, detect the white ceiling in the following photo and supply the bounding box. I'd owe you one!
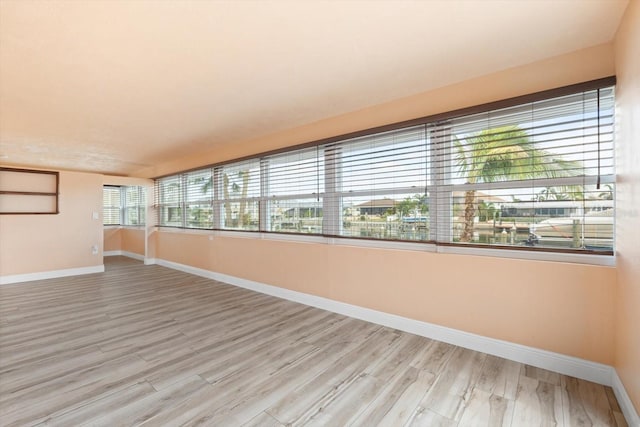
[0,0,629,176]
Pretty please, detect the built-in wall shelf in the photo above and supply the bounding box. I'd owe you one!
[0,167,59,214]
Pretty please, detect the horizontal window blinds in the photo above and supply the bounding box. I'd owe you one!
[220,160,260,230]
[103,186,121,225]
[431,87,614,249]
[154,79,615,254]
[324,125,429,240]
[123,186,146,226]
[104,185,146,226]
[264,147,323,234]
[157,176,183,227]
[184,169,213,229]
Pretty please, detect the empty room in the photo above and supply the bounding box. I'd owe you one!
[0,0,638,425]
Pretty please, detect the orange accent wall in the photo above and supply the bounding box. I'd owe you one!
[121,228,145,255]
[103,227,145,256]
[104,227,122,252]
[614,0,640,413]
[0,170,103,275]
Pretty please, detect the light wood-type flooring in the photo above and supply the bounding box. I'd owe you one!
[0,256,628,426]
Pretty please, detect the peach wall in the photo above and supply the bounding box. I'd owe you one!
[103,227,145,256]
[614,0,640,412]
[104,227,122,252]
[0,170,103,276]
[156,232,616,364]
[138,43,615,178]
[121,228,145,255]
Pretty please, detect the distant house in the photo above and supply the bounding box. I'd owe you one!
[282,200,323,218]
[500,200,613,218]
[356,198,398,216]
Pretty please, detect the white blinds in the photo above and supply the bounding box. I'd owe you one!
[323,126,428,240]
[103,186,121,225]
[154,81,615,253]
[123,186,146,226]
[220,160,260,230]
[184,169,213,229]
[431,87,614,250]
[104,185,146,226]
[264,147,323,234]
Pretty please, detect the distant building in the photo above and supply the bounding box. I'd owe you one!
[281,200,323,218]
[356,198,398,216]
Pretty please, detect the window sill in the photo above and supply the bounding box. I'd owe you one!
[436,244,615,266]
[155,228,614,266]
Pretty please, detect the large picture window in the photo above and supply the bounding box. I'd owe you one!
[104,185,146,226]
[332,126,428,241]
[123,186,146,226]
[185,169,213,229]
[266,148,323,234]
[155,78,615,255]
[432,87,614,251]
[220,160,261,231]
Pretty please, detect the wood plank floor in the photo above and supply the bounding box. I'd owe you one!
[0,256,627,427]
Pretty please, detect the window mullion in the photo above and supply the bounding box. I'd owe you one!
[432,123,452,242]
[180,174,187,228]
[260,159,270,232]
[212,167,222,229]
[323,145,342,236]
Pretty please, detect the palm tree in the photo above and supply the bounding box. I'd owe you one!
[201,170,251,227]
[537,185,585,202]
[455,125,580,242]
[396,197,418,218]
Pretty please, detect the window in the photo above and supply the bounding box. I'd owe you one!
[219,160,260,231]
[157,176,183,227]
[104,185,146,226]
[330,126,428,241]
[185,169,213,229]
[266,148,323,234]
[432,87,614,251]
[123,186,146,226]
[154,78,615,255]
[103,186,122,225]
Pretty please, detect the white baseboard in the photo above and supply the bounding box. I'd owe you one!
[104,250,145,261]
[612,370,640,427]
[0,265,105,285]
[151,258,618,388]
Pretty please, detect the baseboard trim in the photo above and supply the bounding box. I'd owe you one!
[0,265,105,285]
[152,258,615,387]
[104,250,145,261]
[612,370,640,426]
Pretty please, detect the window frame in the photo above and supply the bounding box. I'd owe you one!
[103,185,146,227]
